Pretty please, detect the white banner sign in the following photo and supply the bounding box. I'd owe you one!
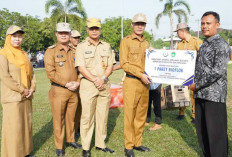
[145,49,196,86]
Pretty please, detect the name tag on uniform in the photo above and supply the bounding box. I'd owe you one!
[57,55,63,58]
[85,51,92,54]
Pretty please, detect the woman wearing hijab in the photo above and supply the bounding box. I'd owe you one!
[0,25,36,157]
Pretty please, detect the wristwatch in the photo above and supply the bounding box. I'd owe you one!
[102,75,108,83]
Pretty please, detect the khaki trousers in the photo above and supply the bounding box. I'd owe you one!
[49,86,78,149]
[79,79,111,150]
[123,77,149,149]
[74,94,82,133]
[1,100,33,157]
[179,90,195,118]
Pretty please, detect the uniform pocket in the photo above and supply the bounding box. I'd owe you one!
[129,50,140,62]
[100,50,110,67]
[55,57,66,62]
[55,57,66,67]
[2,89,22,103]
[84,53,95,68]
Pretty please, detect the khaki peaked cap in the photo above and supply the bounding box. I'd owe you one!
[132,13,147,23]
[71,30,81,37]
[56,23,71,32]
[174,22,190,32]
[6,25,24,36]
[87,18,101,28]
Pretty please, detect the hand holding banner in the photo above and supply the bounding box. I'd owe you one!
[145,49,196,86]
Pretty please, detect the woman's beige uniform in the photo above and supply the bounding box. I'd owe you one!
[0,54,36,157]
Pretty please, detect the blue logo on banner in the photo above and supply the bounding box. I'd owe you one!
[146,50,155,59]
[185,51,194,60]
[182,75,194,86]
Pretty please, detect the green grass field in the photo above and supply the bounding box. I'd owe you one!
[0,64,231,157]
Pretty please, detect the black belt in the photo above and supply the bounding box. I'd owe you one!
[126,74,140,80]
[51,82,66,89]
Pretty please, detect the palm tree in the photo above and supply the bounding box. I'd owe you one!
[45,0,87,23]
[68,0,87,19]
[155,0,191,49]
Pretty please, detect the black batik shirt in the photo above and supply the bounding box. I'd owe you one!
[194,34,231,103]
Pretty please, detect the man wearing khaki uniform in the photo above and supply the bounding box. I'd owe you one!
[70,30,81,48]
[75,18,114,157]
[175,23,203,123]
[120,13,151,157]
[70,30,82,138]
[44,23,81,156]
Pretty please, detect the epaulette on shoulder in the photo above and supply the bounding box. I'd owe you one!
[48,45,55,49]
[80,40,87,44]
[68,45,76,50]
[125,35,130,39]
[101,40,109,45]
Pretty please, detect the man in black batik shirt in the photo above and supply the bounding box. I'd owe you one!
[190,11,231,157]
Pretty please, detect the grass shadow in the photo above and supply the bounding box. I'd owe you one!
[89,108,121,150]
[229,139,232,156]
[105,108,121,143]
[32,118,53,154]
[162,109,202,156]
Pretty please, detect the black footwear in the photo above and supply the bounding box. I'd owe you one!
[82,150,91,157]
[191,118,195,124]
[134,145,151,152]
[66,142,82,149]
[75,132,80,138]
[124,149,135,157]
[56,149,65,156]
[96,147,115,153]
[25,155,35,157]
[176,115,185,120]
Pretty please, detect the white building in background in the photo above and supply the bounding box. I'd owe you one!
[162,37,181,49]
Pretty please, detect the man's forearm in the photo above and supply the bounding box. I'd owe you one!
[121,62,143,79]
[104,65,113,78]
[78,66,96,82]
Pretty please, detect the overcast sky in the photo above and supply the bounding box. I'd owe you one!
[0,0,231,39]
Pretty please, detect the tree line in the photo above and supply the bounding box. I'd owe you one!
[0,8,159,54]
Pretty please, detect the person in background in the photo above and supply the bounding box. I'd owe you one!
[69,29,82,139]
[0,25,36,157]
[190,11,231,157]
[146,83,162,131]
[27,51,32,60]
[75,18,115,157]
[70,30,81,48]
[44,23,81,156]
[120,13,151,157]
[175,22,202,123]
[41,49,45,55]
[36,51,44,68]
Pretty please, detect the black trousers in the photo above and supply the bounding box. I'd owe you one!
[146,85,162,124]
[195,98,228,157]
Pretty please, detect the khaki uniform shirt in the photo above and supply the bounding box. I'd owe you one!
[119,33,149,78]
[44,44,78,86]
[69,43,77,50]
[75,37,114,78]
[0,54,36,103]
[177,36,203,51]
